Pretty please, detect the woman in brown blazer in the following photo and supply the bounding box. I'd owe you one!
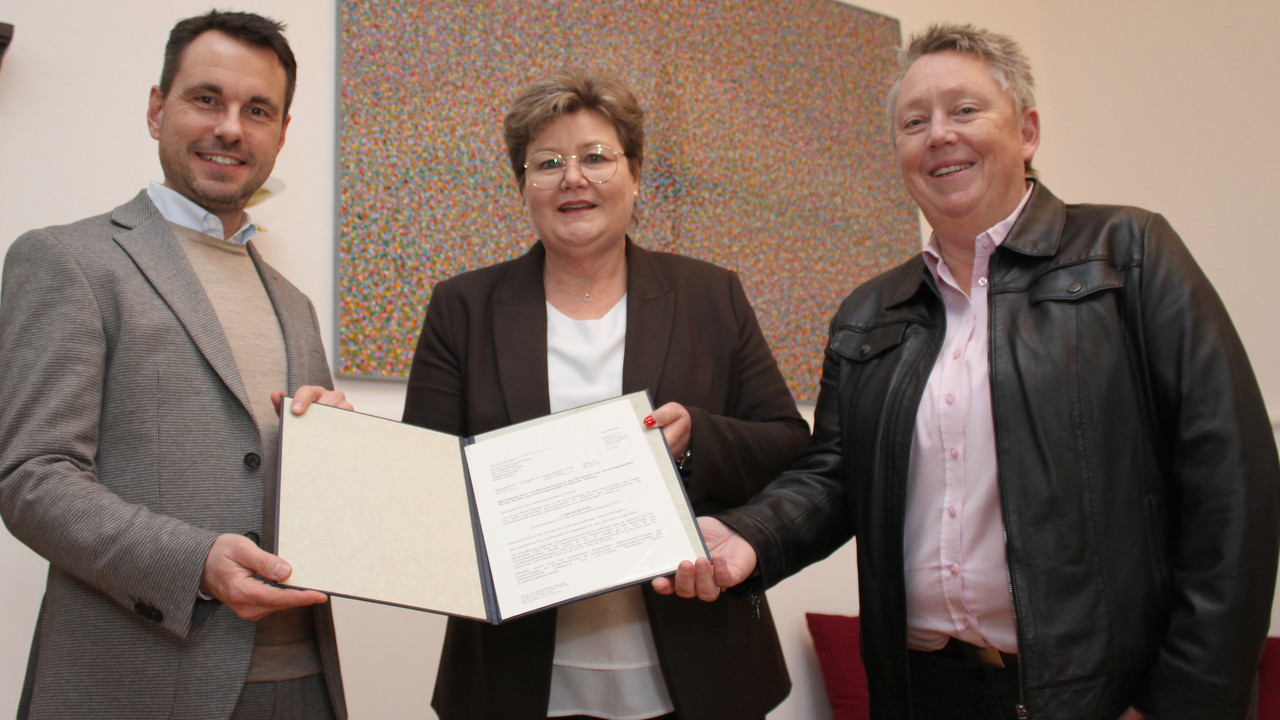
[403,68,808,720]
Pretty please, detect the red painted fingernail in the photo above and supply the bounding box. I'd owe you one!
[643,415,656,427]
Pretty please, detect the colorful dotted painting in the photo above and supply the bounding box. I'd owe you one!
[337,0,919,400]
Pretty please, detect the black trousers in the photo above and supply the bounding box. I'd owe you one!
[551,715,678,720]
[908,647,1022,720]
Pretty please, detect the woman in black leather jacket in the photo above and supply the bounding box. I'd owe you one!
[659,23,1280,720]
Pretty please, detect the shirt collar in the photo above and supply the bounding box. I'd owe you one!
[147,182,259,245]
[924,182,1035,273]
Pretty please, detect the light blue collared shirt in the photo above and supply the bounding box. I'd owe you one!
[146,182,259,245]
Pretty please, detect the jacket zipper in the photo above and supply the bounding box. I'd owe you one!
[1003,526,1029,719]
[990,262,1029,720]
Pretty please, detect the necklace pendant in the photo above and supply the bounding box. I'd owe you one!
[583,292,592,302]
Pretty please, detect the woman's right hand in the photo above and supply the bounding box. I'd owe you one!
[652,517,757,601]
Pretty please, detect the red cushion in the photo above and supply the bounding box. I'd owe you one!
[1259,637,1280,719]
[805,612,870,720]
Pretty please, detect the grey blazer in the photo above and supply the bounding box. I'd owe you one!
[0,191,346,719]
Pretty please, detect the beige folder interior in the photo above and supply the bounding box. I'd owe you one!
[276,403,488,619]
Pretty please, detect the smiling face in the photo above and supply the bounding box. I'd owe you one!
[147,30,290,233]
[521,109,638,260]
[893,50,1039,243]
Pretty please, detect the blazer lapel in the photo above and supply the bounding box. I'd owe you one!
[622,240,675,396]
[111,191,253,414]
[493,244,552,424]
[249,244,304,392]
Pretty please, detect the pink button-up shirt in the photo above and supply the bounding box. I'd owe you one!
[904,187,1032,654]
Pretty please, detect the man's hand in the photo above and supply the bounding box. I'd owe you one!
[1117,709,1147,720]
[200,534,327,620]
[271,385,353,417]
[652,517,758,601]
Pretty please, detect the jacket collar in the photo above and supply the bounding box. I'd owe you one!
[492,242,553,423]
[885,181,1066,309]
[489,238,673,424]
[251,246,307,393]
[998,180,1067,259]
[621,239,674,397]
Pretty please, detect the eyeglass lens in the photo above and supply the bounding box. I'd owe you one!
[525,145,621,189]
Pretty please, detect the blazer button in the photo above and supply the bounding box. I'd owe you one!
[133,601,164,623]
[243,453,262,470]
[1067,282,1083,293]
[859,344,872,356]
[245,531,261,547]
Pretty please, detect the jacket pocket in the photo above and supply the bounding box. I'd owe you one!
[830,323,908,363]
[1027,261,1124,303]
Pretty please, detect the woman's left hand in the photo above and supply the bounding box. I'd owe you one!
[644,401,692,459]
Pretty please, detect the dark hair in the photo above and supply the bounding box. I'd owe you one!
[159,10,297,114]
[503,68,645,194]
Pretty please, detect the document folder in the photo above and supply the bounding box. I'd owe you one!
[274,392,708,622]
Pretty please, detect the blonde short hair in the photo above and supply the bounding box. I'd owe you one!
[503,68,645,194]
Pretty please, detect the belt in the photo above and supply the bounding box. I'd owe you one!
[934,637,1018,669]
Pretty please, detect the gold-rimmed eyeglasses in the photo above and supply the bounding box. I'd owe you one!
[523,144,625,190]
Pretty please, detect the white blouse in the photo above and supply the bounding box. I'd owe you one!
[545,296,676,720]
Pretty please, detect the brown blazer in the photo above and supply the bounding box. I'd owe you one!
[404,239,809,720]
[0,192,345,720]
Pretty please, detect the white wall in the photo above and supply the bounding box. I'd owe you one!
[1,0,1277,718]
[1033,0,1280,417]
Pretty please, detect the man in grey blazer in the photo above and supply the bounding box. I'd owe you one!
[0,10,348,719]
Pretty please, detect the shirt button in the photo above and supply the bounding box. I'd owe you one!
[978,277,988,287]
[950,448,960,460]
[949,564,960,576]
[952,349,961,360]
[948,506,958,518]
[945,393,955,405]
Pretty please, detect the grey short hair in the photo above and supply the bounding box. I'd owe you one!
[885,23,1037,172]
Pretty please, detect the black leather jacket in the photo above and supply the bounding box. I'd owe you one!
[722,183,1280,720]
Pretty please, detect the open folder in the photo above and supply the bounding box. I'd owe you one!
[274,392,708,623]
